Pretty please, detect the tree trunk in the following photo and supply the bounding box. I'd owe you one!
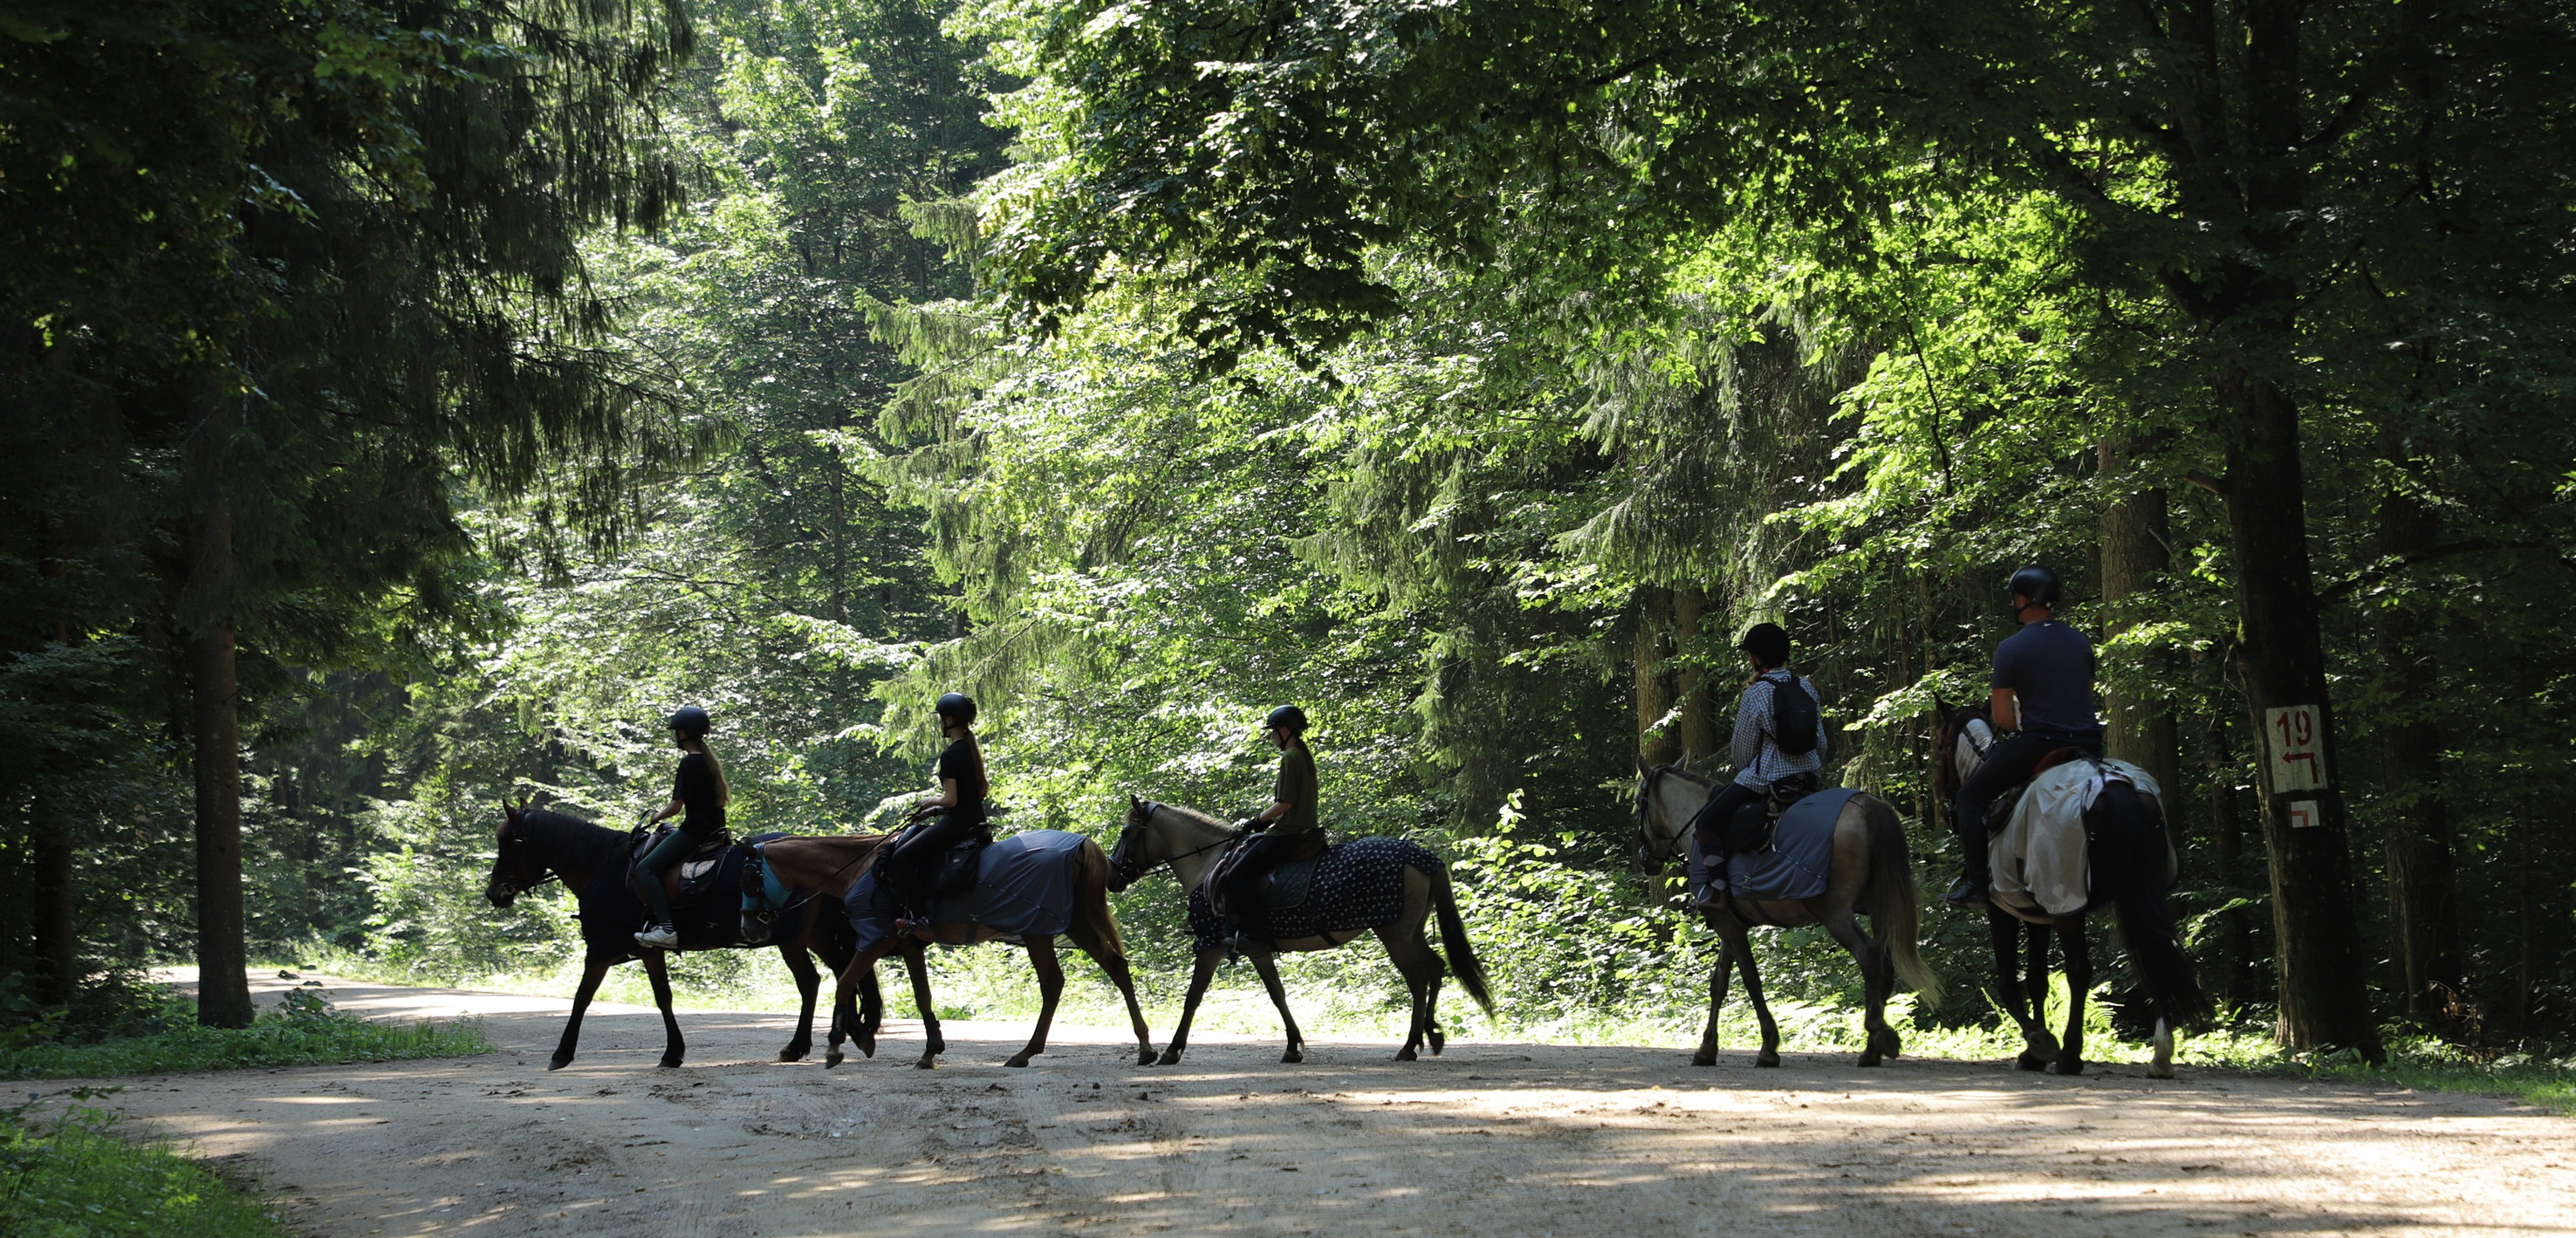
[2216,372,2380,1056]
[185,380,254,1029]
[1633,586,1676,768]
[29,799,76,1005]
[2097,439,2181,798]
[2372,477,2462,1027]
[1670,586,1718,767]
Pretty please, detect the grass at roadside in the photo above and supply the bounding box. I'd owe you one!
[0,988,488,1082]
[0,1090,289,1236]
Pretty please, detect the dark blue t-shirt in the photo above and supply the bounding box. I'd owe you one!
[1990,619,2103,738]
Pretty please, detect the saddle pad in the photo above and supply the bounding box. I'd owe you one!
[843,829,1087,952]
[1991,759,2168,917]
[1688,786,1857,905]
[1265,855,1319,912]
[1185,837,1433,949]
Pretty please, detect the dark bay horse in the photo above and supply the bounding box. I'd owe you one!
[1108,797,1495,1064]
[789,829,1156,1070]
[1634,768,1939,1068]
[1932,701,2210,1077]
[485,804,874,1070]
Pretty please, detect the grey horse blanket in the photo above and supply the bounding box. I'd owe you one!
[1687,786,1858,906]
[842,828,1087,951]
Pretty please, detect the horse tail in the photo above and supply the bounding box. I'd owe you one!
[1077,838,1129,958]
[2093,778,2211,1028]
[1422,855,1496,1016]
[1862,797,1942,1005]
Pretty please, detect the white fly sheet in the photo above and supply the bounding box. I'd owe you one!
[1990,757,2170,919]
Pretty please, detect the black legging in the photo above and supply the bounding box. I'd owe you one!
[1953,730,2102,884]
[1685,783,1767,859]
[1224,831,1309,941]
[889,810,983,914]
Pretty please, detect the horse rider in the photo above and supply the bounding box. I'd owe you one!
[1946,564,2107,907]
[634,706,730,949]
[1225,705,1324,949]
[1686,622,1826,908]
[887,692,990,933]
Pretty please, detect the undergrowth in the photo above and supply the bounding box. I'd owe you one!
[0,1089,289,1236]
[0,987,488,1081]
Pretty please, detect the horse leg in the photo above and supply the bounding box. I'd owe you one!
[1693,918,1738,1067]
[2149,1016,2176,1080]
[825,940,893,1068]
[1732,919,1783,1068]
[550,954,613,1070]
[899,943,942,1064]
[1245,950,1305,1064]
[1006,936,1065,1069]
[779,944,819,1063]
[1985,908,2044,1070]
[1159,947,1222,1066]
[2049,917,2090,1076]
[1821,907,1893,1068]
[641,950,685,1069]
[2024,920,2060,1060]
[1374,925,1442,1062]
[1065,915,1156,1067]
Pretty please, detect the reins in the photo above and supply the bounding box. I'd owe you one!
[1136,802,1245,879]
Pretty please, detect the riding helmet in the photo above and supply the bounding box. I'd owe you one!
[668,706,712,737]
[1263,704,1308,733]
[1734,622,1792,669]
[2006,564,2063,608]
[934,692,978,727]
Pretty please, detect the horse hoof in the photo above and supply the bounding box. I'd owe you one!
[1281,1047,1303,1064]
[1004,1056,1031,1069]
[659,1056,684,1070]
[2047,1057,2085,1077]
[1427,1029,1445,1057]
[1857,1053,1883,1068]
[2148,1062,2175,1080]
[1394,1048,1418,1063]
[1690,1054,1716,1068]
[824,1051,843,1069]
[1156,1050,1183,1067]
[920,1055,943,1070]
[779,1046,809,1064]
[547,1056,572,1071]
[2015,1053,2047,1071]
[1755,1052,1782,1069]
[1137,1050,1158,1067]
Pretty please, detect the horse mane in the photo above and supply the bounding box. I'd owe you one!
[1148,802,1235,833]
[1652,762,1718,789]
[510,805,630,872]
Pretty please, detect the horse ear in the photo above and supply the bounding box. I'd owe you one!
[1128,792,1141,810]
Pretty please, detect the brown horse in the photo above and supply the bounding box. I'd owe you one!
[1931,700,2209,1077]
[484,804,871,1070]
[792,828,1156,1070]
[1107,797,1494,1064]
[1633,768,1939,1067]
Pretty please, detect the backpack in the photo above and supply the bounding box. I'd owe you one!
[1767,672,1819,756]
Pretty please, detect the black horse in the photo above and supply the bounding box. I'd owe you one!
[484,804,895,1070]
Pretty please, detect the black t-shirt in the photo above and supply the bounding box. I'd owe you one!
[936,736,988,820]
[1271,743,1319,837]
[1991,619,2104,738]
[673,752,726,836]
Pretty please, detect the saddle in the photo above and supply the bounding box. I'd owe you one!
[1718,771,1822,858]
[871,811,995,907]
[1203,834,1328,920]
[1983,746,2095,833]
[626,825,735,911]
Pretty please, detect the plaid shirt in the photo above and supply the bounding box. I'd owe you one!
[1730,670,1826,789]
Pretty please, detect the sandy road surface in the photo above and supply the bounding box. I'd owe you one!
[73,973,2576,1237]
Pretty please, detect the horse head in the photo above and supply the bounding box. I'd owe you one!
[1106,795,1154,893]
[1929,698,1995,803]
[1632,763,1696,873]
[487,803,552,909]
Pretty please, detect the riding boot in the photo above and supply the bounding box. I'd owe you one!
[1945,811,1991,907]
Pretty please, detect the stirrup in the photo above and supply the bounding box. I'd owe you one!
[1942,877,1990,907]
[634,923,679,949]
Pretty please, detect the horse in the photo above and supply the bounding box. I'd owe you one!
[1931,700,2210,1077]
[805,827,1156,1070]
[485,804,872,1070]
[1107,797,1495,1064]
[742,833,942,1062]
[1633,767,1940,1068]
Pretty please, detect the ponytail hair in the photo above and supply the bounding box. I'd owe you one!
[686,737,732,807]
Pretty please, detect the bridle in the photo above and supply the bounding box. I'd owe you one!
[1633,765,1691,871]
[1114,801,1244,886]
[490,824,562,899]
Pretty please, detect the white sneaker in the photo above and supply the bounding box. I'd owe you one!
[634,924,679,949]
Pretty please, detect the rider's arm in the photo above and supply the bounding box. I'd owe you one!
[653,797,683,823]
[1729,682,1764,772]
[1990,687,2020,733]
[917,776,960,812]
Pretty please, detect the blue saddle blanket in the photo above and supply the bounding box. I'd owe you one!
[843,828,1087,951]
[1687,787,1857,904]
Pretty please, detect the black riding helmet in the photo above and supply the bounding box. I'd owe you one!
[668,706,711,738]
[934,692,977,728]
[2007,564,2063,609]
[1263,704,1307,734]
[1734,622,1792,669]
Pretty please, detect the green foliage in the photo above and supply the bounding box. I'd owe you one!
[0,987,486,1081]
[0,1088,290,1237]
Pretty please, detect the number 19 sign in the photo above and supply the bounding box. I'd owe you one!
[2264,704,2329,794]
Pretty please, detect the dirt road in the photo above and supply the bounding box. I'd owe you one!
[82,973,2574,1236]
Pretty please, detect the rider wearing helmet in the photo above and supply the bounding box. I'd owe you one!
[887,692,990,929]
[1947,565,2106,906]
[635,706,730,949]
[1223,705,1323,949]
[1687,623,1827,908]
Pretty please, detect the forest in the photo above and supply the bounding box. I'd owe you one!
[3,0,2571,1065]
